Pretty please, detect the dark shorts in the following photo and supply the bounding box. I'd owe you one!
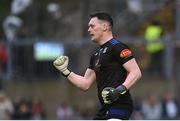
[93,105,133,120]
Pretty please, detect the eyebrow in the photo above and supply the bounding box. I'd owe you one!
[88,22,94,27]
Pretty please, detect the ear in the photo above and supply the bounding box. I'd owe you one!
[103,23,108,31]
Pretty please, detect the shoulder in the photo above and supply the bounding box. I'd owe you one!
[108,38,130,51]
[108,38,120,46]
[107,38,128,47]
[109,39,133,60]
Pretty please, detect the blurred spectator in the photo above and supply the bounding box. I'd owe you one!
[80,100,96,120]
[71,105,83,120]
[56,102,74,120]
[161,91,180,119]
[131,98,143,120]
[11,0,33,15]
[0,41,7,75]
[31,98,46,119]
[46,3,61,20]
[3,15,23,41]
[12,95,23,114]
[0,41,7,90]
[145,20,165,77]
[0,92,14,120]
[142,94,162,119]
[12,101,32,119]
[127,0,143,15]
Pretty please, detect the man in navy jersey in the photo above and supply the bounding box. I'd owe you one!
[53,12,142,120]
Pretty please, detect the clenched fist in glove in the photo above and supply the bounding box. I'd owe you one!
[101,85,127,104]
[53,56,71,77]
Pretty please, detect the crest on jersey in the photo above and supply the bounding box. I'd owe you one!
[103,47,108,53]
[120,49,132,58]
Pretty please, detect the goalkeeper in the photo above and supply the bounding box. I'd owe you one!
[53,12,142,120]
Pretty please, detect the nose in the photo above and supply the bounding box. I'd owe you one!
[88,27,91,33]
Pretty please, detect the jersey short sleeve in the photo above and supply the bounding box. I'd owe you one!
[88,55,94,70]
[113,43,134,65]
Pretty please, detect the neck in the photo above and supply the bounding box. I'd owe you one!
[98,32,113,45]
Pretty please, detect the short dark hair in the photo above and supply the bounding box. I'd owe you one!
[90,12,113,29]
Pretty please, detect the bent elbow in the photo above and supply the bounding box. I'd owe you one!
[82,88,88,92]
[81,85,90,91]
[81,87,89,92]
[137,69,142,80]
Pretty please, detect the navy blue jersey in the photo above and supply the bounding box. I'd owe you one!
[89,38,134,107]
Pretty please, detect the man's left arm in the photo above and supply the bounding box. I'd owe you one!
[101,45,142,104]
[122,58,142,89]
[101,58,142,104]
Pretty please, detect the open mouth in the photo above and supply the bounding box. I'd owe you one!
[90,34,94,37]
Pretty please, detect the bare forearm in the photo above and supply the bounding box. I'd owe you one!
[122,69,141,89]
[67,71,95,91]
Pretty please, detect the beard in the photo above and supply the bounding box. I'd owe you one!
[91,35,100,44]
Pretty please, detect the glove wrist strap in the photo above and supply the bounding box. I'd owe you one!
[116,85,128,95]
[61,69,71,77]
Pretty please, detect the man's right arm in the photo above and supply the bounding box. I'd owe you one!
[67,68,96,91]
[53,56,96,91]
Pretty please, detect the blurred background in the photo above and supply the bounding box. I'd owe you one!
[0,0,180,120]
